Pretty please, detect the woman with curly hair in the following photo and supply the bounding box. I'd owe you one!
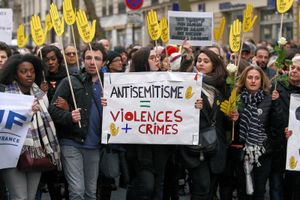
[0,54,61,200]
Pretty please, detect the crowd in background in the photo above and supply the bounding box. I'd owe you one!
[0,36,299,200]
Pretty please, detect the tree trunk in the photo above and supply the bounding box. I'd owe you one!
[82,0,105,40]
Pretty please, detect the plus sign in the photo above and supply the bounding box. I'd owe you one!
[122,123,132,133]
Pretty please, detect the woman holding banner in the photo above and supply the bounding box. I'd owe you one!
[0,54,61,200]
[179,48,228,200]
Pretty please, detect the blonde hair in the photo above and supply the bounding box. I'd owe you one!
[236,65,271,95]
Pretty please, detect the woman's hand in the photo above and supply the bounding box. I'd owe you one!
[54,96,69,111]
[195,98,203,109]
[101,97,107,107]
[32,99,39,114]
[272,90,279,101]
[40,81,48,93]
[71,108,81,123]
[285,127,292,139]
[230,110,239,122]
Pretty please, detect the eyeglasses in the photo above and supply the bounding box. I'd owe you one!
[65,52,76,56]
[84,56,103,61]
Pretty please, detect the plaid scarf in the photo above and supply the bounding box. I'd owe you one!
[6,82,62,170]
[239,88,267,166]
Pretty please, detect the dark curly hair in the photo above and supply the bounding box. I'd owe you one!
[0,54,46,86]
[81,42,107,63]
[129,47,151,72]
[0,41,12,58]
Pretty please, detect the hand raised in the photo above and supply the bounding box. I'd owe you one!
[17,24,29,48]
[146,10,161,41]
[214,17,226,41]
[243,4,257,33]
[160,17,169,43]
[229,19,241,53]
[50,2,65,36]
[63,0,76,25]
[45,14,53,32]
[277,0,294,14]
[76,9,96,43]
[30,15,47,46]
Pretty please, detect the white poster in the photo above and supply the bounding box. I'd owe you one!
[102,72,202,145]
[168,11,213,47]
[286,94,300,171]
[0,93,33,169]
[0,9,12,45]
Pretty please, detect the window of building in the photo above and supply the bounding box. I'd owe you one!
[152,0,159,4]
[108,1,113,15]
[117,29,126,47]
[260,9,293,43]
[102,6,107,16]
[118,0,126,14]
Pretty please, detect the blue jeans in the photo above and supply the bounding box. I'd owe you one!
[61,145,100,200]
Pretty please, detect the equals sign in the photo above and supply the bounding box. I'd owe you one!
[140,100,150,108]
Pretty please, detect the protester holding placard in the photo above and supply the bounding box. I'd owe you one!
[179,48,228,200]
[0,54,61,200]
[49,42,106,200]
[272,55,300,200]
[229,65,280,199]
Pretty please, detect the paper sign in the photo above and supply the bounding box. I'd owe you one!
[286,94,300,171]
[168,11,213,46]
[243,4,257,33]
[102,72,202,145]
[146,10,161,41]
[0,93,33,169]
[277,0,294,14]
[63,0,76,25]
[0,9,12,45]
[76,9,96,43]
[214,17,226,41]
[229,19,241,53]
[30,15,46,46]
[160,17,169,43]
[17,24,29,48]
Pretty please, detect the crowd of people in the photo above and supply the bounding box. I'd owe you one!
[0,36,299,200]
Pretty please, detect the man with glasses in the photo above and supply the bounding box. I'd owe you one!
[64,44,80,74]
[49,42,107,200]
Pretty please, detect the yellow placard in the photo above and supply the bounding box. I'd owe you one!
[50,3,64,36]
[229,19,241,53]
[277,0,294,14]
[146,10,161,41]
[160,17,169,43]
[45,14,53,32]
[17,24,29,48]
[213,17,226,41]
[220,88,237,116]
[76,9,96,44]
[243,4,257,33]
[63,0,76,25]
[30,15,47,46]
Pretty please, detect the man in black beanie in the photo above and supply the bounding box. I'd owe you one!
[106,51,123,72]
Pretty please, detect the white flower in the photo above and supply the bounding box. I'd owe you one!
[278,37,287,46]
[226,63,238,74]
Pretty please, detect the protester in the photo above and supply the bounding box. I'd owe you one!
[0,54,61,200]
[252,46,276,79]
[230,65,279,199]
[0,41,12,73]
[180,49,228,200]
[64,44,80,74]
[98,39,110,52]
[49,42,107,199]
[106,51,123,72]
[272,55,300,200]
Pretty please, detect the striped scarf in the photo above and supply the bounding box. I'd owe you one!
[5,82,62,170]
[239,88,267,166]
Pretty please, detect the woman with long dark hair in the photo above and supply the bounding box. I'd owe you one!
[0,54,61,200]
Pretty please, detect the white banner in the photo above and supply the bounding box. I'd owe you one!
[0,9,12,45]
[168,11,213,47]
[102,72,202,145]
[0,93,33,169]
[286,94,300,171]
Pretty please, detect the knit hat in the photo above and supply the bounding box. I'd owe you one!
[169,52,182,71]
[106,51,121,67]
[161,45,178,57]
